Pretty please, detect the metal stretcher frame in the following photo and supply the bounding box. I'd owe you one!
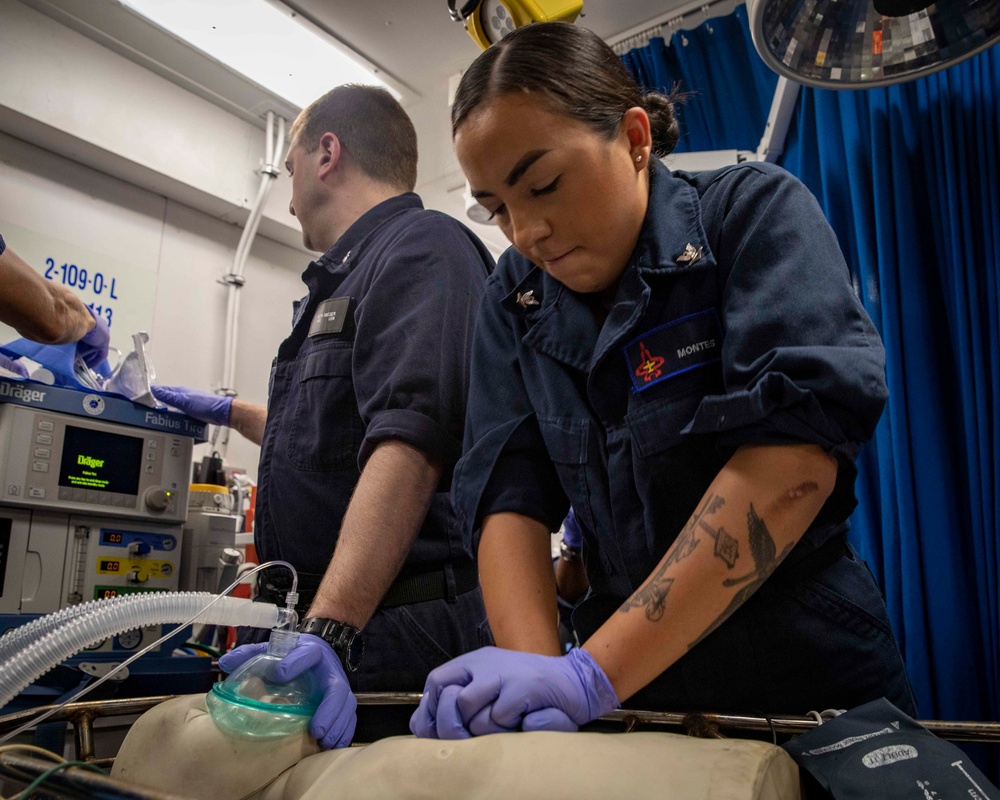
[1,694,999,800]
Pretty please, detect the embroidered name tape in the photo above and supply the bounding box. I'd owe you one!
[308,297,352,337]
[623,309,722,392]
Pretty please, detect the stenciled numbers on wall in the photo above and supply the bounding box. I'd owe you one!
[0,220,157,365]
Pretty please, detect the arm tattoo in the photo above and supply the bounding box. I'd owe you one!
[665,493,739,570]
[619,563,674,621]
[619,493,736,622]
[688,503,793,650]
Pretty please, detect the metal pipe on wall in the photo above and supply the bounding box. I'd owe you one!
[216,111,286,452]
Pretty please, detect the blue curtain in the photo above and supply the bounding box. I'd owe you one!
[621,5,777,153]
[624,6,1000,736]
[781,52,1000,731]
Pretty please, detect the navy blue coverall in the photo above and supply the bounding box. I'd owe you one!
[253,193,495,692]
[454,161,916,716]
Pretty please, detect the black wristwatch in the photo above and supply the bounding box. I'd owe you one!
[297,617,364,673]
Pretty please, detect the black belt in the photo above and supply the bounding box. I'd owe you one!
[259,561,479,613]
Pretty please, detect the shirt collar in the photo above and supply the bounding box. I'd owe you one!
[300,193,423,295]
[632,159,716,275]
[315,192,424,273]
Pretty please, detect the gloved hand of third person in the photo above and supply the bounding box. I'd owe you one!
[409,646,619,740]
[0,353,29,378]
[77,306,111,369]
[562,507,583,550]
[151,385,232,426]
[220,634,358,749]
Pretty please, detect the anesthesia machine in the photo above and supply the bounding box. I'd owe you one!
[0,376,209,680]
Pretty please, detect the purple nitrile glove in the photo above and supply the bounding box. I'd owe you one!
[218,641,269,674]
[276,634,357,749]
[562,507,583,549]
[409,646,618,740]
[219,635,358,749]
[151,385,233,426]
[0,353,29,378]
[77,306,111,369]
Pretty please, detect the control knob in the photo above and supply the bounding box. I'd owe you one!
[144,487,171,512]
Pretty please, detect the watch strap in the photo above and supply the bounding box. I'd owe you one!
[559,540,582,562]
[297,617,363,672]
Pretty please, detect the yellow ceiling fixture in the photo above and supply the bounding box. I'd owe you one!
[448,0,583,50]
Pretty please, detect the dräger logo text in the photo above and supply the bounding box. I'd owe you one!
[677,339,716,359]
[0,382,46,404]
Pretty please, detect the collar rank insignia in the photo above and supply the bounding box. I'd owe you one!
[675,243,703,266]
[516,290,540,308]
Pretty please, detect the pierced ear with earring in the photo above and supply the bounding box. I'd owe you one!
[635,154,644,163]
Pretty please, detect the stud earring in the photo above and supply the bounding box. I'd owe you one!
[635,154,643,163]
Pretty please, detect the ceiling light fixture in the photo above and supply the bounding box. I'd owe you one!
[121,0,400,108]
[448,0,583,50]
[747,0,1000,89]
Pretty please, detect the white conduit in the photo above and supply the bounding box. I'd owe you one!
[0,560,300,745]
[217,111,287,449]
[0,594,284,710]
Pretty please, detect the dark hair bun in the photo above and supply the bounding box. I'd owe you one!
[642,92,681,158]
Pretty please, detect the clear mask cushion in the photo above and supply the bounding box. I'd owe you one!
[207,631,323,739]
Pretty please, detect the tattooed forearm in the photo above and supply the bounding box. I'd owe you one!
[620,493,736,622]
[619,562,674,621]
[698,518,740,569]
[688,503,793,650]
[664,493,738,570]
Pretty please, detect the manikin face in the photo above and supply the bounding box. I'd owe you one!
[285,140,326,252]
[455,93,651,295]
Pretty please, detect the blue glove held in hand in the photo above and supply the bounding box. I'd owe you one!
[562,507,583,549]
[219,635,358,749]
[410,646,618,740]
[152,385,233,426]
[277,634,357,749]
[0,353,29,378]
[77,306,111,368]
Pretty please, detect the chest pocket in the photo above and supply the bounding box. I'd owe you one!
[626,366,723,458]
[625,367,727,553]
[286,344,364,472]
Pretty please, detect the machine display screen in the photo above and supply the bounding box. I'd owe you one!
[58,425,144,495]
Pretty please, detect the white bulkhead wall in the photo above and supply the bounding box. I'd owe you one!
[0,0,308,479]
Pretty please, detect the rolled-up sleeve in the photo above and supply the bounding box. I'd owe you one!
[452,266,566,544]
[684,165,887,501]
[353,215,489,470]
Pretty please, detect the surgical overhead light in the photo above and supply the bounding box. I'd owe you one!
[448,0,583,50]
[746,0,1000,89]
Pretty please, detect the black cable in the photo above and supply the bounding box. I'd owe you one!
[447,0,481,22]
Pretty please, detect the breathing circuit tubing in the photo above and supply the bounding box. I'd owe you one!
[0,560,299,746]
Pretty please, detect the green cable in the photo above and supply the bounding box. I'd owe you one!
[12,760,107,800]
[183,641,222,658]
